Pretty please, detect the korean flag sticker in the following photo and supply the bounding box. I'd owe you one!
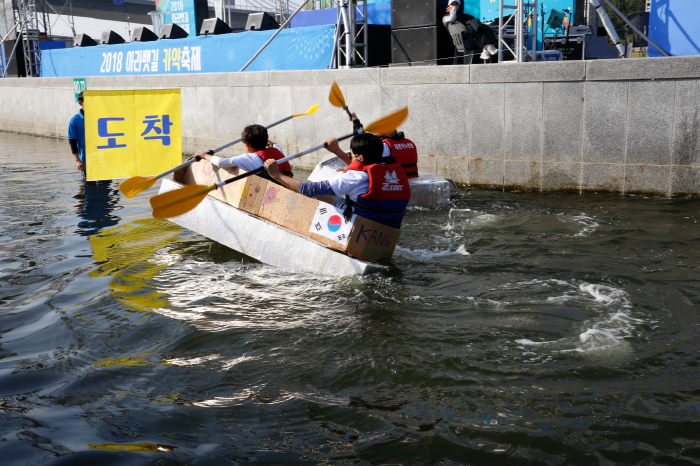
[309,204,356,246]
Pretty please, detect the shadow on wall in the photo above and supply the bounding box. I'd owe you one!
[649,0,700,57]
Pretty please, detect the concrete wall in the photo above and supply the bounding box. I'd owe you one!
[1,56,700,195]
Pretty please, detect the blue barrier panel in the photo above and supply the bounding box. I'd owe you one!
[649,0,700,57]
[290,2,391,28]
[40,25,335,77]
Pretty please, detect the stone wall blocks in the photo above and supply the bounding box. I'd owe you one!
[469,83,504,160]
[436,156,468,184]
[587,55,700,81]
[541,162,581,193]
[672,79,700,166]
[314,68,381,86]
[543,82,584,163]
[380,65,469,85]
[417,154,437,174]
[504,160,541,192]
[229,71,270,87]
[193,72,231,87]
[581,163,624,193]
[582,80,628,164]
[436,83,469,158]
[624,164,671,195]
[505,82,543,161]
[625,80,675,165]
[269,70,314,86]
[469,158,503,189]
[471,61,585,84]
[671,165,700,195]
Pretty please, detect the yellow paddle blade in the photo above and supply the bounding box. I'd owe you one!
[150,184,215,219]
[363,107,409,136]
[328,81,347,109]
[293,104,320,117]
[119,176,157,198]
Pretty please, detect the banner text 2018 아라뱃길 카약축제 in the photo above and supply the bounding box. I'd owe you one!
[40,25,335,77]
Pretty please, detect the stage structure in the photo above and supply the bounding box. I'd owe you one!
[333,0,368,68]
[496,0,538,63]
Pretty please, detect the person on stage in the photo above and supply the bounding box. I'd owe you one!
[196,124,293,183]
[264,132,411,230]
[68,92,86,173]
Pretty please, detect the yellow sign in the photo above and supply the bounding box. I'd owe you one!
[85,89,182,181]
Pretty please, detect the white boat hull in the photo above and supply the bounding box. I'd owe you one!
[159,179,382,276]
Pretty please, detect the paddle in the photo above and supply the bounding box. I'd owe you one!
[118,104,320,198]
[150,107,409,219]
[328,81,353,118]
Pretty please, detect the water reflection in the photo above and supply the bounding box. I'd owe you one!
[75,180,121,236]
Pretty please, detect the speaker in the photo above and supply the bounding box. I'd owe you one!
[245,12,279,31]
[391,26,452,65]
[0,40,19,76]
[131,27,158,42]
[201,17,232,35]
[74,33,97,47]
[100,30,126,45]
[392,0,450,30]
[574,0,585,25]
[336,24,392,67]
[159,23,189,40]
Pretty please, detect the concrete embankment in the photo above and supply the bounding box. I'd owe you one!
[1,56,699,195]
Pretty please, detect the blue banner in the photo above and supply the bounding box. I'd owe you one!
[159,0,198,37]
[40,25,336,77]
[290,2,391,28]
[649,0,700,57]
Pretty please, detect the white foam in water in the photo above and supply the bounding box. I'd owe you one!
[516,282,643,359]
[557,213,600,237]
[395,244,469,261]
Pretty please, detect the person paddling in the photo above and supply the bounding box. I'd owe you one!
[265,132,411,230]
[196,124,293,183]
[348,112,419,179]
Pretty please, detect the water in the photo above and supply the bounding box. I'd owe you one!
[1,131,700,465]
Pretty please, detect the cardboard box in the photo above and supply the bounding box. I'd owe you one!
[258,182,400,263]
[189,159,268,215]
[181,160,400,263]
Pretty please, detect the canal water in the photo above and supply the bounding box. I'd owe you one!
[1,131,699,465]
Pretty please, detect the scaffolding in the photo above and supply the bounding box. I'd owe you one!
[333,0,366,68]
[497,0,538,63]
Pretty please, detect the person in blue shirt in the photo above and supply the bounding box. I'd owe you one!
[67,92,86,173]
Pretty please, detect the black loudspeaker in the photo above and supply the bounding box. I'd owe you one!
[100,30,125,45]
[74,33,97,47]
[245,12,279,31]
[391,26,452,65]
[0,40,19,76]
[159,23,189,40]
[574,0,585,25]
[337,24,391,67]
[131,27,158,42]
[392,0,450,30]
[200,17,232,35]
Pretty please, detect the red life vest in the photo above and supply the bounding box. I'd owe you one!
[254,147,293,178]
[344,160,411,229]
[383,137,418,178]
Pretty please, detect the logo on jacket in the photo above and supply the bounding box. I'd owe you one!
[383,170,403,191]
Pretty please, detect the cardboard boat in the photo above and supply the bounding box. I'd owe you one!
[307,154,454,207]
[161,160,402,276]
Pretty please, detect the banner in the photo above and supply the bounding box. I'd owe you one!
[40,25,335,77]
[85,89,182,181]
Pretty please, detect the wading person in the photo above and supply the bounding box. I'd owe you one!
[264,132,411,230]
[68,91,86,174]
[196,124,293,183]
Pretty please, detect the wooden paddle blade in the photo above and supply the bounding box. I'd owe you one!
[119,176,157,198]
[293,104,319,117]
[328,81,347,109]
[150,184,214,218]
[363,107,409,135]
